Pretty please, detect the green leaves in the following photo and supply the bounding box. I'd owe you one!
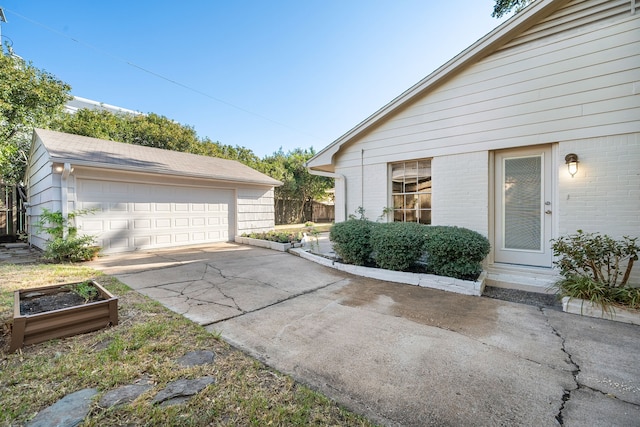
[0,55,71,183]
[491,0,534,18]
[370,222,427,271]
[330,220,490,280]
[330,219,376,266]
[35,208,99,262]
[423,226,490,280]
[552,230,639,288]
[551,231,640,310]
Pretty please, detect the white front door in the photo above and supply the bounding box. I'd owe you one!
[494,146,553,267]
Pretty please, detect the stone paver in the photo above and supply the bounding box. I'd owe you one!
[27,388,98,427]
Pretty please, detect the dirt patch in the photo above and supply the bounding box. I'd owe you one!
[20,290,105,315]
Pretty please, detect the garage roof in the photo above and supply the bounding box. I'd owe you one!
[35,128,282,187]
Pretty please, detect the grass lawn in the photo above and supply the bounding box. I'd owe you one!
[275,222,333,234]
[0,263,374,426]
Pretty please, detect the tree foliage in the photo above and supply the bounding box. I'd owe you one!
[492,0,534,18]
[0,55,71,183]
[52,109,260,166]
[259,148,333,222]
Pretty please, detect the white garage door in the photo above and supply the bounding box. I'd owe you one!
[75,179,234,253]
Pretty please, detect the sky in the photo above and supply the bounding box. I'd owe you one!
[0,1,510,158]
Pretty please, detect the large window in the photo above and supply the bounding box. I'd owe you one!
[391,160,431,224]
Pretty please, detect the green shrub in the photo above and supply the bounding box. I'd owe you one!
[551,230,639,309]
[423,226,490,280]
[551,230,638,287]
[370,222,427,271]
[330,219,377,265]
[36,208,100,262]
[43,235,99,263]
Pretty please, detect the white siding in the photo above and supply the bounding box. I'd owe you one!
[237,187,276,235]
[334,9,639,169]
[335,165,363,221]
[432,152,489,236]
[25,136,59,250]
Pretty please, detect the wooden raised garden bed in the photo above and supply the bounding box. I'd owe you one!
[10,280,118,352]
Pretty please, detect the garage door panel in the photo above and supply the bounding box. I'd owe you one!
[76,179,234,253]
[134,219,151,229]
[109,220,129,230]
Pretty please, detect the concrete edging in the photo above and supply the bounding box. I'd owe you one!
[561,296,640,326]
[235,236,300,252]
[290,248,486,296]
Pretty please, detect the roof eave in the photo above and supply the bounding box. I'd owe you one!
[48,157,283,187]
[307,0,569,168]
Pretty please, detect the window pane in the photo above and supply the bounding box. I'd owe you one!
[404,180,417,193]
[391,163,405,187]
[405,209,417,222]
[417,177,431,192]
[418,210,431,225]
[418,194,431,209]
[405,195,417,209]
[394,210,404,222]
[418,160,431,172]
[392,181,402,193]
[393,195,404,209]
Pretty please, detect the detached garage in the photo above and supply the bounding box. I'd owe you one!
[25,129,281,253]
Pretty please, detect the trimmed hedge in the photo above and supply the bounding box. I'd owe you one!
[370,222,427,271]
[423,226,490,280]
[330,221,490,280]
[330,219,376,265]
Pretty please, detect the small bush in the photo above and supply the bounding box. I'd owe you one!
[551,230,638,287]
[370,222,427,271]
[423,226,490,280]
[37,208,100,262]
[330,219,377,265]
[43,235,99,263]
[551,230,639,310]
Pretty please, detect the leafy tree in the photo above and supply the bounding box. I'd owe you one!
[492,0,534,18]
[52,109,260,165]
[0,55,71,183]
[260,148,333,223]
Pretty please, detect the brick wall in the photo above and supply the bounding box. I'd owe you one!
[432,151,489,236]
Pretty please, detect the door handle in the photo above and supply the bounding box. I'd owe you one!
[545,210,552,214]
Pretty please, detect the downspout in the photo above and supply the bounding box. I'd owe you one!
[306,167,346,222]
[60,162,72,238]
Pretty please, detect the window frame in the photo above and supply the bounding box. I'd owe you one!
[390,159,432,224]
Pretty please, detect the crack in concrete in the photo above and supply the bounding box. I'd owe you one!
[201,277,350,327]
[202,264,243,313]
[540,308,580,426]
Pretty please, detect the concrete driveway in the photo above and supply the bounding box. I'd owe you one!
[89,243,640,426]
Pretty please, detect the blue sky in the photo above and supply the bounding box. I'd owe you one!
[1,1,509,157]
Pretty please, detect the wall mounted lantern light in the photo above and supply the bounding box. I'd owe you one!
[565,153,579,178]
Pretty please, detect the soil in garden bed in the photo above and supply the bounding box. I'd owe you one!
[20,290,105,315]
